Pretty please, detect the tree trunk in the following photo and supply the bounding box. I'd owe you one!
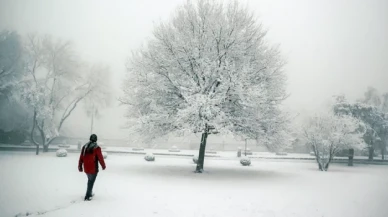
[244,138,247,156]
[348,148,354,166]
[368,146,374,161]
[318,162,323,171]
[195,127,209,173]
[325,153,335,171]
[90,110,94,134]
[312,146,323,171]
[42,137,48,153]
[35,144,39,155]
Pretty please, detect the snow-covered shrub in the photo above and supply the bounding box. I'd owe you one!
[56,149,67,157]
[242,148,252,155]
[193,155,198,164]
[21,140,32,146]
[309,151,315,156]
[240,156,251,166]
[58,144,70,148]
[102,152,108,159]
[132,147,144,151]
[303,112,365,171]
[206,147,217,154]
[144,153,155,161]
[169,146,180,152]
[276,152,287,156]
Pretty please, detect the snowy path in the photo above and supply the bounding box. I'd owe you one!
[1,152,388,217]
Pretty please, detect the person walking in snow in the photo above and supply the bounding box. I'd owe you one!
[78,134,106,201]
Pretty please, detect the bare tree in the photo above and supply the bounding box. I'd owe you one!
[20,35,97,154]
[83,64,113,134]
[121,0,289,172]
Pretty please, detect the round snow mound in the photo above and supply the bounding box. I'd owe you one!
[56,149,67,157]
[240,156,251,166]
[102,152,108,159]
[144,153,155,161]
[193,155,198,164]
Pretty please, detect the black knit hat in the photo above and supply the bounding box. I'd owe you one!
[90,134,98,142]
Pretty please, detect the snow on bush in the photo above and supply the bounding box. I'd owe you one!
[58,144,70,148]
[144,153,155,161]
[303,112,365,171]
[132,147,144,151]
[206,147,217,154]
[56,149,67,157]
[102,152,108,159]
[242,148,252,155]
[193,155,198,164]
[240,156,251,166]
[276,152,287,156]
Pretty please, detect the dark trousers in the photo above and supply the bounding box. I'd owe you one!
[85,173,98,198]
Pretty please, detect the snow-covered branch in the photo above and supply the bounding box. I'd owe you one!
[122,0,290,151]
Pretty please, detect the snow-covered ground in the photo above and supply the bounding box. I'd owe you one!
[1,151,388,217]
[1,144,378,161]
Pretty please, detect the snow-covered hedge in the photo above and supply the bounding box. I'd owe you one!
[169,146,180,152]
[242,148,252,155]
[144,153,155,161]
[276,152,288,156]
[240,156,251,166]
[58,144,70,148]
[193,155,198,164]
[132,147,144,151]
[206,148,217,154]
[102,152,108,159]
[56,149,67,157]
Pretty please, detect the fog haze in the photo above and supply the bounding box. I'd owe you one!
[1,0,387,140]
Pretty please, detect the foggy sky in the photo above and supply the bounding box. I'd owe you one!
[0,0,387,140]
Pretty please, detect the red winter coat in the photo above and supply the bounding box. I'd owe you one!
[78,142,106,174]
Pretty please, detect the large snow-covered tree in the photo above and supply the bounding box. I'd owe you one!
[20,35,97,154]
[334,89,388,160]
[303,112,365,171]
[0,30,23,96]
[0,30,30,134]
[121,0,289,172]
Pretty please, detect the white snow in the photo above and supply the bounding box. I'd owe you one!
[1,151,388,217]
[56,149,67,157]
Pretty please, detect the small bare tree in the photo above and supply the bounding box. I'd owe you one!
[20,35,97,154]
[83,64,112,134]
[122,0,289,172]
[303,112,365,171]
